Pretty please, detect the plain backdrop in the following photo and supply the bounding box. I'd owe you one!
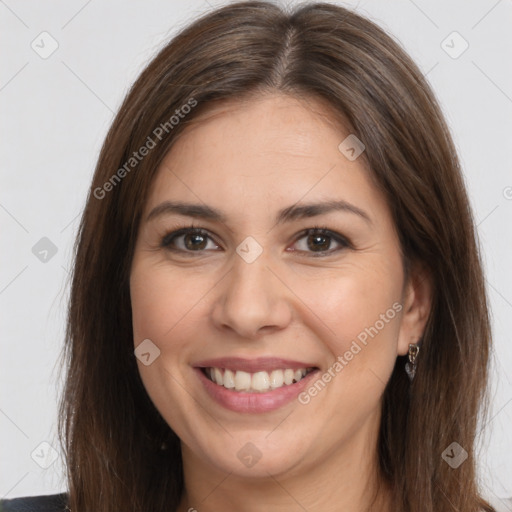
[1,0,511,504]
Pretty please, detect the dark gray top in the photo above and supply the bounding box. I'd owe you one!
[0,494,68,512]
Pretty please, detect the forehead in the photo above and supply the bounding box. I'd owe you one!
[144,94,389,226]
[170,93,349,162]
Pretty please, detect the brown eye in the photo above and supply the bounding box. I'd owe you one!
[161,226,350,257]
[161,228,219,253]
[291,228,350,256]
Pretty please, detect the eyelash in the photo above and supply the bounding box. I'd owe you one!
[160,224,351,257]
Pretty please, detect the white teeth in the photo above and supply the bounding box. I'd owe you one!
[283,369,294,385]
[234,370,251,391]
[269,369,284,389]
[213,367,223,386]
[223,369,235,389]
[252,371,270,392]
[204,367,312,392]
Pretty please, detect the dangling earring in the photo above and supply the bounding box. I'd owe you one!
[405,342,420,381]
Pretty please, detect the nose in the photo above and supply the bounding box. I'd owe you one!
[211,249,292,340]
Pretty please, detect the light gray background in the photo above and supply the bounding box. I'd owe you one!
[1,0,511,505]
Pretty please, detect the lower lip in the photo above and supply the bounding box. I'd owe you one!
[195,367,319,413]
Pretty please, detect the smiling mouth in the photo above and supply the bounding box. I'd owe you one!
[201,367,317,393]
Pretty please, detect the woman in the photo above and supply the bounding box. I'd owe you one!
[1,1,501,511]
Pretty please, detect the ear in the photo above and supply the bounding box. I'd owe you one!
[397,261,433,356]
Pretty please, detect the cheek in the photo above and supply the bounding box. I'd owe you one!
[292,261,402,353]
[292,265,403,423]
[130,263,205,439]
[298,274,401,412]
[130,261,208,345]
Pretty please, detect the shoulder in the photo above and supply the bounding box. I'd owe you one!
[0,493,68,512]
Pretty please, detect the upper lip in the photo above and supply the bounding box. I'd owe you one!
[194,357,318,373]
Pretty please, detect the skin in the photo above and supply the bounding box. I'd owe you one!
[129,93,432,512]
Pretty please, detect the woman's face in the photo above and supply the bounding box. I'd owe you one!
[130,93,426,478]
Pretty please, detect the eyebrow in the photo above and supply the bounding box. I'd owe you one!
[146,199,372,226]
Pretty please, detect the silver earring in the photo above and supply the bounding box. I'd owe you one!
[405,343,420,381]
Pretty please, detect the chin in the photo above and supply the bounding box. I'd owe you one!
[187,428,310,478]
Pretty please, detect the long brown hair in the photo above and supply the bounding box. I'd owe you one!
[58,2,495,510]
